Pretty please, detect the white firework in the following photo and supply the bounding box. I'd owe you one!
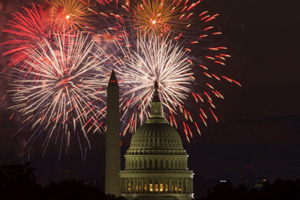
[114,33,194,135]
[8,31,112,156]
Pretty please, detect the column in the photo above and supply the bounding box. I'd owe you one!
[132,178,135,193]
[180,179,183,193]
[152,178,155,192]
[139,178,142,193]
[146,179,149,192]
[189,179,192,193]
[191,178,193,194]
[128,178,130,193]
[159,178,162,193]
[134,178,137,192]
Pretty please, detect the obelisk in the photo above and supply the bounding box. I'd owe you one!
[105,70,120,196]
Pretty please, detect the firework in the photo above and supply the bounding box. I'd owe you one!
[119,0,242,141]
[123,0,201,36]
[122,0,234,77]
[108,26,241,141]
[91,0,128,44]
[8,31,111,156]
[49,0,93,30]
[1,3,64,67]
[2,0,242,148]
[112,32,194,135]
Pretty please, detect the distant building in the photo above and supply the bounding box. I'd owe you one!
[219,180,228,183]
[241,174,267,190]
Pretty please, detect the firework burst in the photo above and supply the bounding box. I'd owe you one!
[108,25,241,141]
[49,0,93,30]
[119,0,242,141]
[1,3,64,67]
[112,32,194,135]
[123,0,201,36]
[1,0,242,151]
[8,31,111,156]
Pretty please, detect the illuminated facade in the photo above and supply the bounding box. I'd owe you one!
[120,82,194,200]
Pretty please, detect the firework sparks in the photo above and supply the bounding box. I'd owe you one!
[119,0,242,141]
[124,0,201,36]
[1,3,64,67]
[49,0,93,30]
[112,32,194,135]
[1,0,241,150]
[8,31,111,157]
[107,25,241,141]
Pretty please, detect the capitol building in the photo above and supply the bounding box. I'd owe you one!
[105,71,194,200]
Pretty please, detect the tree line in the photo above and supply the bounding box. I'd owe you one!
[1,162,300,200]
[0,162,124,200]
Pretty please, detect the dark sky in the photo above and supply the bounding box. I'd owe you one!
[0,0,299,197]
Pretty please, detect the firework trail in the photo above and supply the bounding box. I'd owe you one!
[115,31,240,141]
[1,3,65,68]
[126,0,192,35]
[122,0,235,72]
[8,31,111,157]
[122,0,201,36]
[1,0,126,154]
[117,0,241,141]
[90,0,128,46]
[120,0,241,83]
[110,32,194,136]
[1,0,242,151]
[49,0,94,30]
[1,1,97,69]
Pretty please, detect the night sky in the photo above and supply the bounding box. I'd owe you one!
[0,0,299,197]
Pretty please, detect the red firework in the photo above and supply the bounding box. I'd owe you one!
[1,3,64,68]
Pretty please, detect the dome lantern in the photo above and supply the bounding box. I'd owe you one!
[147,80,167,124]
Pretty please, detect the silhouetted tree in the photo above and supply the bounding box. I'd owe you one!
[41,180,127,200]
[0,163,128,200]
[205,181,234,200]
[198,179,300,200]
[0,162,41,199]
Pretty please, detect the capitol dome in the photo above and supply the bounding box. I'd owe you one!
[120,82,194,200]
[128,122,184,150]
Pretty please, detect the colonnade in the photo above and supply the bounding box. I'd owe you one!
[120,177,193,194]
[130,138,182,147]
[125,157,187,169]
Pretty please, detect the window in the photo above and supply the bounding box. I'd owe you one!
[149,183,153,192]
[128,182,131,191]
[160,183,164,192]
